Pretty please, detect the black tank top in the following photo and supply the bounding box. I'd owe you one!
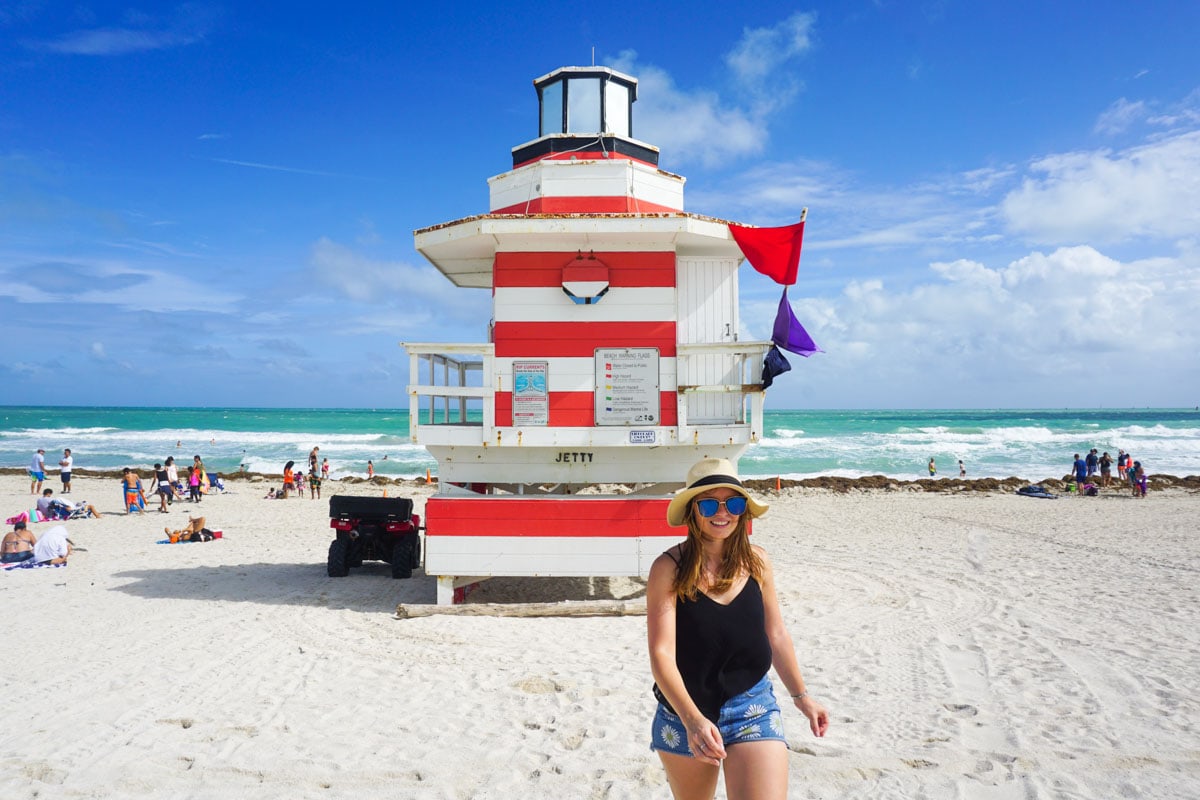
[653,550,773,723]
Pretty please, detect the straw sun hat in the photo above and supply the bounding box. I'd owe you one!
[666,457,769,527]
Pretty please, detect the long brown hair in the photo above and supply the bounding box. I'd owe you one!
[672,498,764,601]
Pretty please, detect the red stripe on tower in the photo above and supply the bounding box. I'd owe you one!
[495,391,679,427]
[425,496,675,537]
[493,321,677,358]
[491,196,681,215]
[493,252,675,288]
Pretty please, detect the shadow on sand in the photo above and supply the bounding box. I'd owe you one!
[108,562,646,610]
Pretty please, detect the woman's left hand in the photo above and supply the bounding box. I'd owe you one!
[795,695,829,737]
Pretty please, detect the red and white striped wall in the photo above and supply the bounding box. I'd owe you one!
[488,158,684,215]
[492,250,678,428]
[424,495,683,579]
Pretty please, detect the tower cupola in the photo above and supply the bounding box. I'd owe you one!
[512,66,659,168]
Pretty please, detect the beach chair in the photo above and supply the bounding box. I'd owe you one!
[206,473,227,493]
[67,501,98,519]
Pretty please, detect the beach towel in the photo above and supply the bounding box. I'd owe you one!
[1016,485,1058,499]
[5,510,47,526]
[2,559,65,571]
[157,530,223,544]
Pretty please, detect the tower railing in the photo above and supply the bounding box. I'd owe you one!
[402,340,769,445]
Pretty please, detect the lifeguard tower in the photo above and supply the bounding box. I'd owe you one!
[405,66,772,604]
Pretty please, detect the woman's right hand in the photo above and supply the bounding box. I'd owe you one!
[684,716,726,765]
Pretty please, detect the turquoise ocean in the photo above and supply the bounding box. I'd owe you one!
[1,407,1197,482]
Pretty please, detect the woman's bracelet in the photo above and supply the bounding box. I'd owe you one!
[790,690,809,700]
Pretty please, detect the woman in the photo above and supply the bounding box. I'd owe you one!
[282,461,296,498]
[164,456,181,503]
[150,462,171,512]
[647,458,829,799]
[2,521,37,563]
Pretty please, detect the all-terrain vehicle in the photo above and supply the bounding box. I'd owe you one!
[327,495,422,579]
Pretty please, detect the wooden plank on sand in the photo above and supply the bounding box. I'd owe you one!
[395,599,647,619]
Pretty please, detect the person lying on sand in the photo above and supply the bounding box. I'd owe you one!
[165,516,215,543]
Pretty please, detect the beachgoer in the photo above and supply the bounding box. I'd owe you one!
[264,487,278,499]
[295,470,306,497]
[1132,461,1147,498]
[1086,449,1098,478]
[123,468,147,513]
[165,516,211,543]
[165,456,181,504]
[193,455,209,495]
[36,488,57,519]
[309,469,322,499]
[647,458,829,798]
[309,446,320,475]
[1072,453,1087,491]
[150,463,171,512]
[32,525,72,565]
[67,499,102,518]
[958,459,965,478]
[188,466,202,503]
[36,488,74,520]
[1117,450,1128,481]
[321,458,330,481]
[367,460,374,479]
[29,449,47,495]
[282,461,295,498]
[2,520,37,564]
[1099,452,1113,487]
[59,448,73,493]
[928,457,936,477]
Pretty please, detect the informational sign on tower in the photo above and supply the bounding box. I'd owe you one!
[594,348,660,426]
[512,361,549,426]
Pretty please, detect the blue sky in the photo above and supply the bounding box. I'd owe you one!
[2,1,1198,409]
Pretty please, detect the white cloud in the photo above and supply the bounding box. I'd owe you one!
[768,244,1200,406]
[34,27,197,55]
[609,12,815,168]
[25,4,217,56]
[1094,98,1147,135]
[1002,130,1200,244]
[610,53,764,167]
[208,158,375,181]
[725,12,816,84]
[0,257,239,313]
[309,238,489,328]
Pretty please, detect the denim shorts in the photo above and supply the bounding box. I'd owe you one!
[650,674,785,756]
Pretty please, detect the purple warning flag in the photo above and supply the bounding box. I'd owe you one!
[772,287,822,357]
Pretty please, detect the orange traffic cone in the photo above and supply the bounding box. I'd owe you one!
[383,488,388,497]
[776,476,781,492]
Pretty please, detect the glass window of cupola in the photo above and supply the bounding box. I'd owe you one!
[540,80,563,137]
[604,81,630,135]
[566,77,601,132]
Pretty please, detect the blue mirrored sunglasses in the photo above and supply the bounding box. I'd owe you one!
[694,496,748,518]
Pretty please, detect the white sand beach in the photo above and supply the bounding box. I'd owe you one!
[1,474,1197,799]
